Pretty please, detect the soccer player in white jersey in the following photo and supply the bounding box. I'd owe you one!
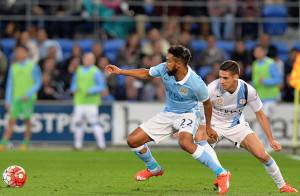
[105,45,231,194]
[195,60,297,193]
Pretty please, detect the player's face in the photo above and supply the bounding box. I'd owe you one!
[219,70,238,91]
[166,53,178,76]
[15,47,27,61]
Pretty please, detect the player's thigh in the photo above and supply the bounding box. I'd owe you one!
[21,100,34,120]
[72,106,86,126]
[10,100,21,119]
[241,133,270,162]
[139,112,174,144]
[175,112,199,135]
[222,122,254,148]
[85,105,99,125]
[127,127,153,148]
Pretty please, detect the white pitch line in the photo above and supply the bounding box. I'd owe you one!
[289,155,300,161]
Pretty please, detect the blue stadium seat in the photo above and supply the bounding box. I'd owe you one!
[57,39,73,55]
[245,40,256,51]
[279,54,288,62]
[293,42,300,51]
[103,39,125,53]
[104,51,118,64]
[78,39,94,53]
[216,41,234,54]
[262,4,287,35]
[0,38,16,57]
[272,41,289,54]
[190,40,207,53]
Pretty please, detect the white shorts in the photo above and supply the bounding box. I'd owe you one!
[72,105,99,125]
[140,111,200,144]
[213,122,254,148]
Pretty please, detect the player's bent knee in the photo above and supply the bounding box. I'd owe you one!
[255,151,270,163]
[127,136,137,148]
[179,139,193,153]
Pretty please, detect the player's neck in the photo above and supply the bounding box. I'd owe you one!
[175,66,188,81]
[228,81,238,94]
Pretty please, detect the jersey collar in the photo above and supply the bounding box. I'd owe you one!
[176,66,191,85]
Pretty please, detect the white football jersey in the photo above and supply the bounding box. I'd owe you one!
[203,79,263,128]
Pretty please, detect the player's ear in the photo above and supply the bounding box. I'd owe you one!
[233,74,239,80]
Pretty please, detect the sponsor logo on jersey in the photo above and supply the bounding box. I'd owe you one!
[215,97,224,106]
[179,87,188,95]
[239,98,247,105]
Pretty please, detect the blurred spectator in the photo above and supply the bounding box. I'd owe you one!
[142,28,170,56]
[3,21,20,38]
[0,46,8,98]
[262,0,287,36]
[82,0,134,38]
[132,0,163,36]
[162,17,180,45]
[199,35,225,67]
[252,44,282,151]
[38,57,61,100]
[97,56,117,100]
[63,44,82,69]
[231,40,251,82]
[70,52,107,150]
[258,33,277,57]
[116,33,142,66]
[0,45,42,151]
[36,28,63,63]
[16,31,40,64]
[92,42,104,63]
[59,57,80,94]
[38,73,57,100]
[142,54,164,101]
[178,31,197,69]
[282,48,297,102]
[208,0,237,40]
[237,0,260,39]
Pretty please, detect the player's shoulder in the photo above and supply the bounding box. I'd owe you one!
[187,68,206,87]
[238,79,255,91]
[150,62,167,71]
[208,79,220,90]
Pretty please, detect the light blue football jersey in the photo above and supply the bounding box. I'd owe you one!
[149,62,209,113]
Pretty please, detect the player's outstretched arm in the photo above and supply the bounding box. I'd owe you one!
[105,64,152,80]
[202,99,218,141]
[255,109,282,151]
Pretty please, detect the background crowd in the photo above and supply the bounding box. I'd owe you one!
[0,0,299,102]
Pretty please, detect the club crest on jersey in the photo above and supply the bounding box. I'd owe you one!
[179,87,188,95]
[215,97,224,106]
[239,98,247,105]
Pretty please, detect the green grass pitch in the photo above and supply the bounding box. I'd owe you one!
[0,150,298,196]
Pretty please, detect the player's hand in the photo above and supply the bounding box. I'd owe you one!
[21,96,29,102]
[4,103,10,111]
[206,126,218,141]
[269,139,282,152]
[105,64,122,75]
[259,78,265,84]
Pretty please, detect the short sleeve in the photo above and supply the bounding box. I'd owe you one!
[194,78,209,102]
[149,63,166,77]
[247,84,263,112]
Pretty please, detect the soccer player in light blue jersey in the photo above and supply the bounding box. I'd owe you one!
[195,60,297,193]
[105,45,231,194]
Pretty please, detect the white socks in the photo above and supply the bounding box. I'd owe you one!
[264,157,285,188]
[74,125,106,149]
[92,125,106,149]
[74,127,84,149]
